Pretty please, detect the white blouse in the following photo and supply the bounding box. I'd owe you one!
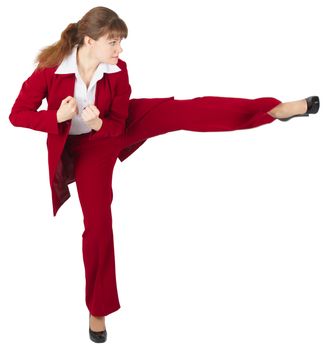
[54,45,121,135]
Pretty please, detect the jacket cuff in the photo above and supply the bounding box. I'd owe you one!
[89,118,124,140]
[42,109,60,134]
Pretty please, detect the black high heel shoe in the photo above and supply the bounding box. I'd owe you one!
[89,313,107,343]
[279,95,320,121]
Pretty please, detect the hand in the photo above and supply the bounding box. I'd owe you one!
[56,96,78,123]
[81,104,103,131]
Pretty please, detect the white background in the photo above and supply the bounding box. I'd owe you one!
[0,0,327,348]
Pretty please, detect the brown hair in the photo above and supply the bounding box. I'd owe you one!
[34,6,128,69]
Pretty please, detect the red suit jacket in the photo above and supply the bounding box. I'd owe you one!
[9,59,170,217]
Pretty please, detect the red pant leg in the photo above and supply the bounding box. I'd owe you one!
[65,133,123,316]
[119,96,282,161]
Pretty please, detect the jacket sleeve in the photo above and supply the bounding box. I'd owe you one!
[89,60,131,140]
[9,67,59,134]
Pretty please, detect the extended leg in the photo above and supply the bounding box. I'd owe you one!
[119,95,282,161]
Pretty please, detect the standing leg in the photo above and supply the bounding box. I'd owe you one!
[120,95,282,157]
[65,134,123,318]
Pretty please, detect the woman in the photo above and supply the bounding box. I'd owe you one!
[8,6,320,343]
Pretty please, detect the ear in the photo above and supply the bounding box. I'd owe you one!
[84,35,96,47]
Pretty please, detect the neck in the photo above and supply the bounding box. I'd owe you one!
[76,46,99,75]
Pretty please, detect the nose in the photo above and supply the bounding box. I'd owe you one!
[114,43,123,57]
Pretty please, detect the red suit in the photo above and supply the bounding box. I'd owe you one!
[9,58,281,316]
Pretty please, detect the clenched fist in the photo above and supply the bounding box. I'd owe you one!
[81,104,103,131]
[56,96,78,123]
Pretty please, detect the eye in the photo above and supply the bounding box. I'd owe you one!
[109,39,122,44]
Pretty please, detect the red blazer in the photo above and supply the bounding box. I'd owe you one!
[9,58,170,217]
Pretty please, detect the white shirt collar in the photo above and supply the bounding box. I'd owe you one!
[54,45,121,75]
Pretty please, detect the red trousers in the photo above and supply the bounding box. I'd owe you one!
[64,95,281,316]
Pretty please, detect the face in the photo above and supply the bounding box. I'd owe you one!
[89,33,124,65]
